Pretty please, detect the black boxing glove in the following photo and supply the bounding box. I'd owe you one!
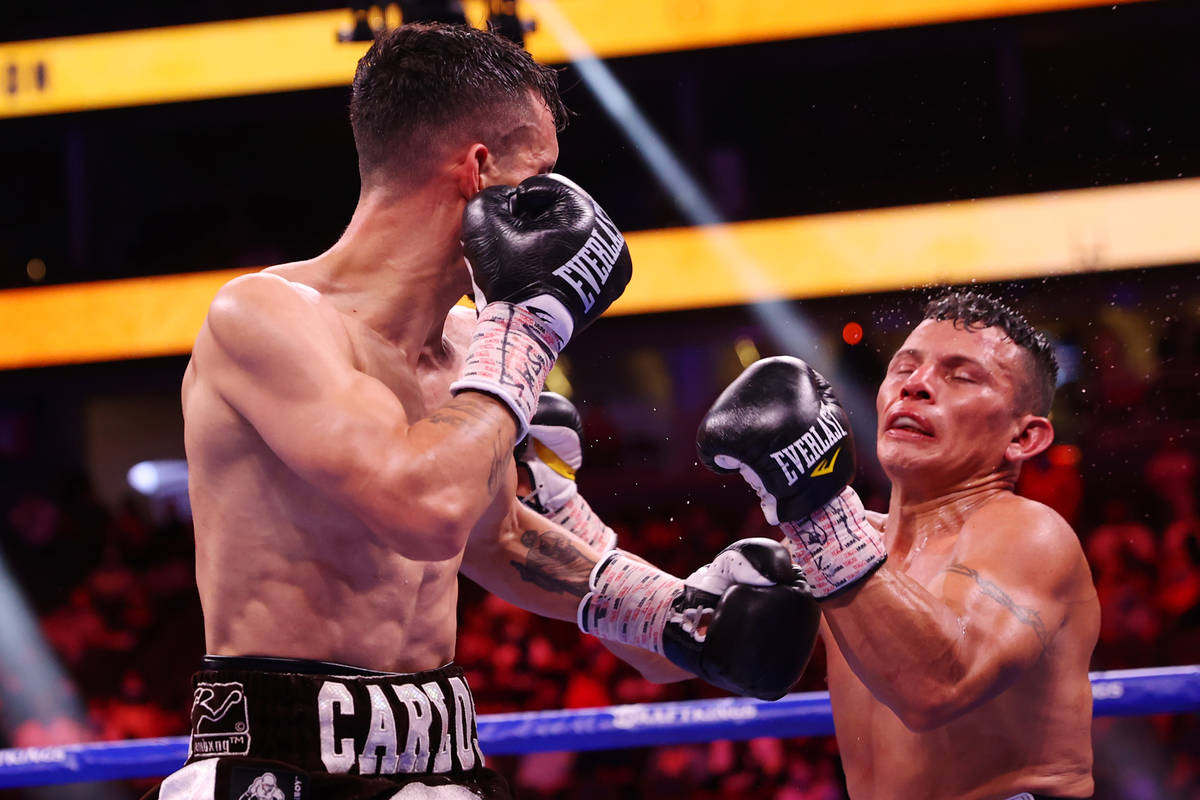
[517,392,616,552]
[578,538,819,701]
[697,356,886,598]
[451,175,632,439]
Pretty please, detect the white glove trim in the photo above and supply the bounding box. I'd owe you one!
[713,454,781,526]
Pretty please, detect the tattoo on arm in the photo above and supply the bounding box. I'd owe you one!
[423,397,512,492]
[942,563,1052,650]
[486,436,508,495]
[426,397,492,428]
[509,529,593,598]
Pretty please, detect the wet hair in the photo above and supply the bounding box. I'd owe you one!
[350,23,568,186]
[923,290,1059,416]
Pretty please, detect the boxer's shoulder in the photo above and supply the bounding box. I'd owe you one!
[204,271,351,363]
[957,494,1088,590]
[964,493,1075,546]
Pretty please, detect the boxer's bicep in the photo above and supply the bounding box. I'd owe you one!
[202,275,511,559]
[203,275,398,472]
[939,507,1080,693]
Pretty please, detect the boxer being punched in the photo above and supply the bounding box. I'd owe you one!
[148,23,816,800]
[699,291,1099,800]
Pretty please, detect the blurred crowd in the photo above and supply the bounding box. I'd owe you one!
[0,305,1197,799]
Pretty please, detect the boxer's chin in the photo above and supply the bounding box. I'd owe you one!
[876,437,935,479]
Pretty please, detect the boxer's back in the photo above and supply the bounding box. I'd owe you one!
[826,493,1099,799]
[182,268,477,674]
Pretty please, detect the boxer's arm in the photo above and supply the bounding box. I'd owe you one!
[819,498,1090,731]
[198,273,517,561]
[460,500,692,683]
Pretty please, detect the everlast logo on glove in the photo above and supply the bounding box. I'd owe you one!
[768,408,850,486]
[461,173,633,337]
[551,207,625,313]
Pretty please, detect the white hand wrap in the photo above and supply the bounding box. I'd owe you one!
[778,486,887,598]
[577,550,683,655]
[449,302,562,440]
[546,494,618,553]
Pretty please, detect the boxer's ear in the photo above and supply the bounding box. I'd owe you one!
[1005,415,1054,465]
[455,143,489,199]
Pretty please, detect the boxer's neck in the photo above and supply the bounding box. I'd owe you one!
[307,181,472,353]
[886,472,1014,557]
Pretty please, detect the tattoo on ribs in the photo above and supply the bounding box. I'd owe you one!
[942,563,1052,650]
[509,529,592,597]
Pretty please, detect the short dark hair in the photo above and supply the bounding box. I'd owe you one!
[350,23,568,185]
[923,290,1059,416]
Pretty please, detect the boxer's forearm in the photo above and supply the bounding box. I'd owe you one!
[599,641,693,684]
[820,565,1028,731]
[460,501,597,621]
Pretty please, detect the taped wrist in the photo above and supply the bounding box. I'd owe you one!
[547,494,617,553]
[577,550,683,654]
[778,487,887,598]
[449,302,562,440]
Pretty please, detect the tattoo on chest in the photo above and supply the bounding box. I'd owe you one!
[509,529,592,598]
[942,563,1052,650]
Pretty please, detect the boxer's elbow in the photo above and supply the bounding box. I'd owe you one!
[890,672,998,732]
[359,467,477,561]
[893,696,957,732]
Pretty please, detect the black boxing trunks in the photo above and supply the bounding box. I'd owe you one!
[141,655,510,800]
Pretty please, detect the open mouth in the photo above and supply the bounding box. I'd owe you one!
[886,412,934,438]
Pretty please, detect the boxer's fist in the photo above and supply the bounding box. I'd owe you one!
[518,392,616,552]
[463,173,632,348]
[517,391,584,513]
[666,539,819,700]
[697,356,856,525]
[697,357,886,598]
[578,539,819,700]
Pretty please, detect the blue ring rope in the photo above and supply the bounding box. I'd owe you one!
[1,665,1196,788]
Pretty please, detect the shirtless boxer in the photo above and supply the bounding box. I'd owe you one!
[698,291,1100,800]
[146,23,816,800]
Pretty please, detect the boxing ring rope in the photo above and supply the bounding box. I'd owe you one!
[1,666,1196,788]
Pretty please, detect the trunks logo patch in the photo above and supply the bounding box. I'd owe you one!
[229,766,307,800]
[190,681,251,758]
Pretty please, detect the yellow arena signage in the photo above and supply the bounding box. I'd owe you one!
[0,0,1147,119]
[0,177,1195,370]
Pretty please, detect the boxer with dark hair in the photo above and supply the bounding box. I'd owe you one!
[700,291,1099,800]
[146,23,816,800]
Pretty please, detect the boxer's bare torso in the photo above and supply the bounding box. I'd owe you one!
[183,264,506,673]
[814,317,1099,799]
[824,490,1098,800]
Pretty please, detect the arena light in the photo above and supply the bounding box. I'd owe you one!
[0,553,87,767]
[0,178,1198,370]
[0,0,1149,118]
[126,459,189,498]
[126,459,191,518]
